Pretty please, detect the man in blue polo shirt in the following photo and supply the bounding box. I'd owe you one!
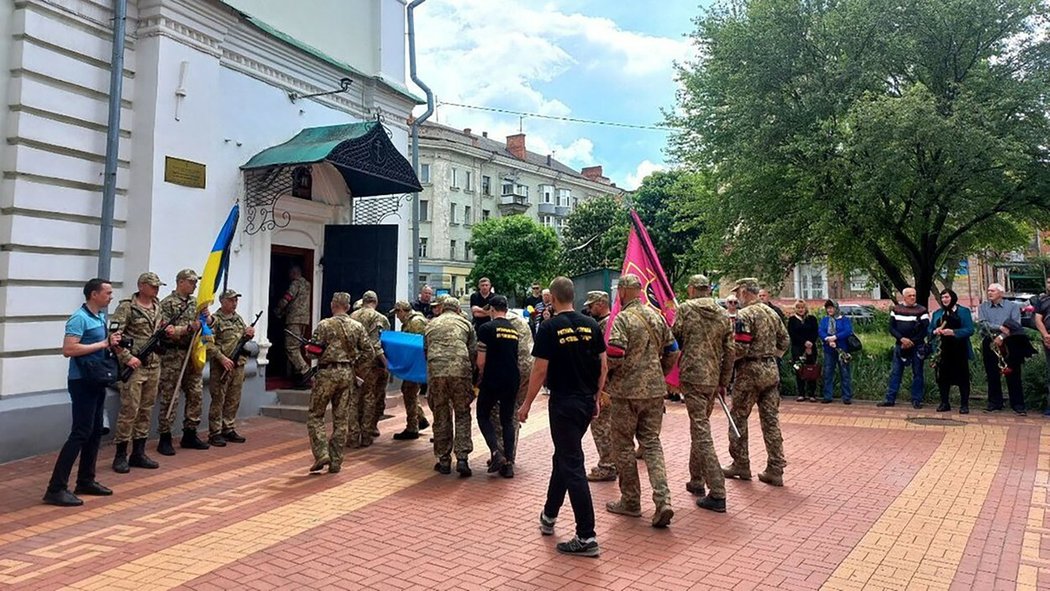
[44,278,122,507]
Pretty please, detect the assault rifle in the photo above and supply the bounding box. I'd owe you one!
[283,328,327,385]
[117,301,191,382]
[220,311,263,382]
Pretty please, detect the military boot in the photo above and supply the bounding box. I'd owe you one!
[456,458,472,478]
[758,470,784,487]
[129,438,159,469]
[696,495,727,513]
[180,428,210,450]
[112,441,130,474]
[157,432,176,456]
[721,463,752,480]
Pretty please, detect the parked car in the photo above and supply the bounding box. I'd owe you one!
[838,304,876,324]
[1003,293,1037,329]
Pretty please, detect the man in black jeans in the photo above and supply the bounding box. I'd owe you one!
[475,295,520,477]
[518,276,607,558]
[44,278,122,506]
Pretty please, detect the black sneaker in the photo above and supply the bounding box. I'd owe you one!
[488,450,505,473]
[912,402,923,409]
[456,458,472,478]
[876,401,895,407]
[960,407,969,414]
[936,404,950,412]
[821,399,833,404]
[539,512,556,536]
[222,430,246,443]
[392,430,420,441]
[843,400,853,405]
[42,488,83,507]
[73,481,112,496]
[696,495,726,513]
[556,536,600,558]
[499,463,515,478]
[208,434,227,447]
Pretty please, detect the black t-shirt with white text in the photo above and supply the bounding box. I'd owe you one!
[532,310,605,399]
[477,317,520,391]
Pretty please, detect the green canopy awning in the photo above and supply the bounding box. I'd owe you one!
[242,121,422,196]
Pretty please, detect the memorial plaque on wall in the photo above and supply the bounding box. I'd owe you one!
[164,156,206,189]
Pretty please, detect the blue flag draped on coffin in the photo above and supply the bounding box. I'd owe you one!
[191,205,239,370]
[380,331,427,384]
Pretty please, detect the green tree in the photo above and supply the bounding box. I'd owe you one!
[468,215,560,304]
[668,0,1050,303]
[560,195,629,276]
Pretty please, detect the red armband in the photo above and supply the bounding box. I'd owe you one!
[735,333,753,343]
[283,293,294,302]
[607,344,626,358]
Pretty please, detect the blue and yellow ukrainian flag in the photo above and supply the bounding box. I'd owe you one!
[191,205,239,369]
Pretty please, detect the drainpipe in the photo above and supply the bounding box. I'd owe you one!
[407,0,434,299]
[98,0,127,280]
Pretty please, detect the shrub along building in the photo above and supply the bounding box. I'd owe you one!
[0,0,423,461]
[414,122,624,296]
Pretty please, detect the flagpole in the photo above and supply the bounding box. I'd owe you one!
[166,327,201,424]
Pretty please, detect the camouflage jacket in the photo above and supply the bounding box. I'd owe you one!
[507,313,534,373]
[350,307,390,353]
[424,310,476,379]
[735,301,789,361]
[111,294,160,367]
[207,310,247,365]
[277,276,311,324]
[159,291,197,350]
[311,313,375,371]
[400,311,428,335]
[607,299,675,399]
[673,297,734,388]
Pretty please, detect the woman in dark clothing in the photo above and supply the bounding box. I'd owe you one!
[787,300,820,402]
[929,289,975,414]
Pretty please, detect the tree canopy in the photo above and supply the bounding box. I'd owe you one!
[668,0,1050,303]
[559,194,629,277]
[468,215,560,304]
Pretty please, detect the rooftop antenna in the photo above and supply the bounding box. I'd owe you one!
[519,115,523,132]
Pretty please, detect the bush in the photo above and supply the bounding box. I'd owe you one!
[779,329,1049,409]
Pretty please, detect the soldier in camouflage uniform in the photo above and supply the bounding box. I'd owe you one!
[110,272,165,474]
[424,295,477,476]
[583,290,616,482]
[349,290,390,447]
[723,278,789,487]
[275,266,311,385]
[673,275,734,512]
[391,300,430,440]
[306,292,375,474]
[605,274,680,528]
[491,307,533,462]
[156,268,209,455]
[206,289,255,447]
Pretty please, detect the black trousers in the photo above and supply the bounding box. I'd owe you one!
[543,395,596,540]
[48,379,106,492]
[982,338,1024,410]
[477,385,516,461]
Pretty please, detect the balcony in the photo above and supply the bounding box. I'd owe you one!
[537,202,556,215]
[555,205,572,217]
[499,194,531,215]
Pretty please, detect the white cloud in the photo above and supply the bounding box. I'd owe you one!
[413,1,687,173]
[623,159,665,190]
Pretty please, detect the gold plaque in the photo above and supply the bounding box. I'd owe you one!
[164,156,206,189]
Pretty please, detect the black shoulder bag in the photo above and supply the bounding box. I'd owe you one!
[75,307,119,386]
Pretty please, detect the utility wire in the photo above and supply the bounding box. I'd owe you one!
[436,100,672,132]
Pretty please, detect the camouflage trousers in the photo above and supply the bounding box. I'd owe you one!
[307,366,354,469]
[728,359,786,474]
[428,376,474,460]
[401,381,424,432]
[611,397,670,509]
[682,382,725,499]
[492,367,530,456]
[157,350,204,433]
[588,391,616,475]
[353,366,389,445]
[208,360,245,436]
[285,323,310,376]
[115,362,160,443]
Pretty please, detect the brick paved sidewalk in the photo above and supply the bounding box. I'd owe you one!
[1,397,1048,590]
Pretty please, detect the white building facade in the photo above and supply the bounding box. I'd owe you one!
[0,0,421,461]
[415,122,623,296]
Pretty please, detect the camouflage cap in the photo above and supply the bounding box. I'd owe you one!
[688,274,711,289]
[331,292,352,307]
[137,272,165,287]
[362,290,378,303]
[219,289,241,300]
[731,277,760,293]
[352,299,363,310]
[618,274,642,289]
[440,295,461,312]
[389,300,413,314]
[585,290,609,306]
[176,268,199,282]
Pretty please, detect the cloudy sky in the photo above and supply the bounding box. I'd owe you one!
[412,0,705,190]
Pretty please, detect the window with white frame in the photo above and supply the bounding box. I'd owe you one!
[419,237,428,258]
[450,240,457,260]
[541,185,554,204]
[464,206,472,225]
[420,200,429,222]
[541,215,556,228]
[465,171,474,192]
[451,167,459,189]
[849,273,870,292]
[450,203,458,224]
[796,263,828,300]
[557,188,571,207]
[482,175,491,195]
[419,163,431,184]
[515,184,529,198]
[502,180,514,195]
